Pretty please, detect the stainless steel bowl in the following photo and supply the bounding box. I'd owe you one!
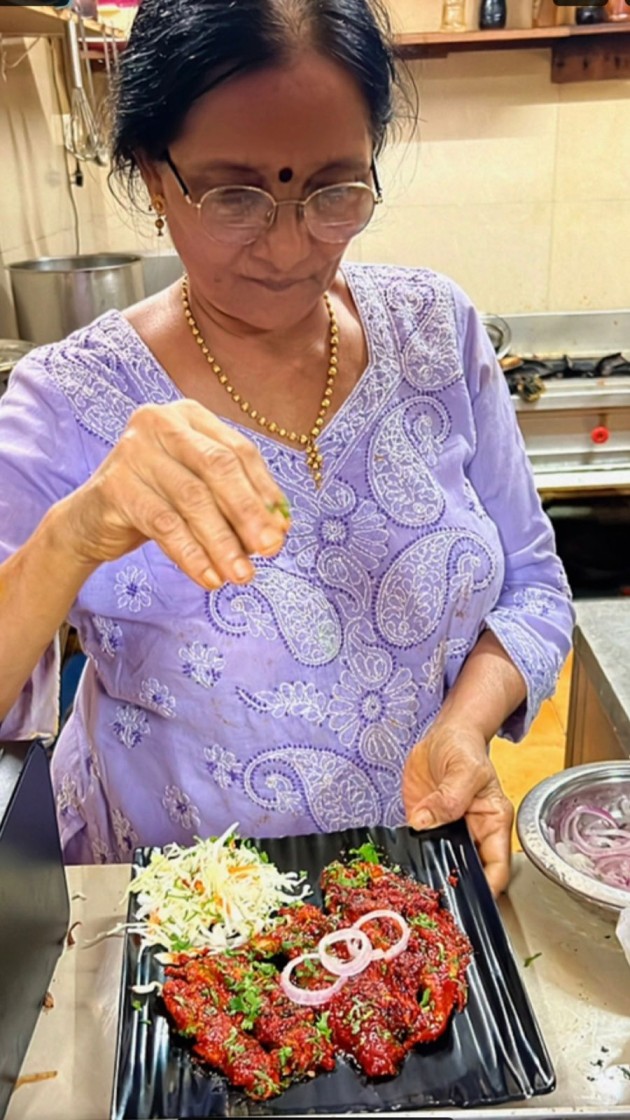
[517,761,630,916]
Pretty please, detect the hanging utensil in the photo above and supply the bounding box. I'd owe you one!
[64,18,100,163]
[76,11,108,165]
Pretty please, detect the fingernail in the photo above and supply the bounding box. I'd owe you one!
[202,566,222,589]
[412,811,435,831]
[232,558,253,582]
[259,528,284,552]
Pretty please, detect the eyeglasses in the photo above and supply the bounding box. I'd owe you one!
[163,151,383,246]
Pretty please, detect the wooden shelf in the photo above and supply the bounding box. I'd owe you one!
[0,4,124,39]
[395,21,630,58]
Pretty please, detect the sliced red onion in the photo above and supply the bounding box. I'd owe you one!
[318,928,373,977]
[551,791,630,893]
[280,952,347,1007]
[353,909,410,961]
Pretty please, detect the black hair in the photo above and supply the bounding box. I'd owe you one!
[110,0,411,199]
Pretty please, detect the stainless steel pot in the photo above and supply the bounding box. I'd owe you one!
[8,254,145,345]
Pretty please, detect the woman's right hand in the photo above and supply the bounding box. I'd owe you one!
[63,400,291,588]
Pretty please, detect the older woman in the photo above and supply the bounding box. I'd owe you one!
[0,0,573,892]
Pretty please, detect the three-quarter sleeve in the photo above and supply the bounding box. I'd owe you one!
[454,288,575,741]
[0,352,89,742]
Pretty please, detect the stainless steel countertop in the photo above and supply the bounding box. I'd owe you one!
[5,854,630,1120]
[573,599,630,758]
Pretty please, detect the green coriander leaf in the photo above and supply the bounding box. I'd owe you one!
[523,952,542,968]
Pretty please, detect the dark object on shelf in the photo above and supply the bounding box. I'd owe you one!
[576,5,607,24]
[0,741,70,1120]
[479,0,507,29]
[112,821,555,1118]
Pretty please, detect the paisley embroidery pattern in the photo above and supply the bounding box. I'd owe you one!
[377,529,497,648]
[368,400,448,528]
[36,263,572,855]
[243,747,381,830]
[208,567,342,667]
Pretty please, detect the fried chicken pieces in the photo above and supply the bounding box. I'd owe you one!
[161,854,472,1100]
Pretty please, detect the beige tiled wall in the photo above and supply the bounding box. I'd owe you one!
[2,30,630,338]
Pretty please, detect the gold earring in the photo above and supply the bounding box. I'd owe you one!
[152,195,166,236]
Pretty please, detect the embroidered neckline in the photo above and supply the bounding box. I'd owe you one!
[96,264,384,461]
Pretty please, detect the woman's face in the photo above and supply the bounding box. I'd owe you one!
[145,52,375,331]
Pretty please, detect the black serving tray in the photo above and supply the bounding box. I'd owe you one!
[111,820,554,1118]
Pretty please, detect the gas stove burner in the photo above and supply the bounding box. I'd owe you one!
[504,351,630,402]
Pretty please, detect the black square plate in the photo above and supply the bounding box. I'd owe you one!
[111,820,554,1117]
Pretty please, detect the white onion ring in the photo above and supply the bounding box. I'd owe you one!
[280,952,347,1006]
[353,909,410,962]
[318,928,373,977]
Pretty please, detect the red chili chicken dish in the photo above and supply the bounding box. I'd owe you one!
[161,850,472,1100]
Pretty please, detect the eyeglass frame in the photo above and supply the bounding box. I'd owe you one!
[161,149,383,245]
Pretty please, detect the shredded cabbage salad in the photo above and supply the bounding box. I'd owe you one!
[120,825,310,954]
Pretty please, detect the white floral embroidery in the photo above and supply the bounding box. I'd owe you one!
[236,681,328,723]
[115,565,152,613]
[39,264,573,842]
[328,664,419,766]
[91,836,111,864]
[86,741,102,783]
[139,677,176,718]
[92,615,123,657]
[486,608,564,734]
[511,587,559,618]
[56,772,82,816]
[112,808,138,856]
[162,785,200,831]
[43,310,178,446]
[179,641,224,689]
[418,638,471,694]
[204,743,243,790]
[111,704,150,749]
[285,482,388,574]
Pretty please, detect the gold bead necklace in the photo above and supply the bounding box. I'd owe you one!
[181,275,339,487]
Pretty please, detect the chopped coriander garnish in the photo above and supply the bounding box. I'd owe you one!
[349,840,380,865]
[315,1011,332,1042]
[523,952,542,968]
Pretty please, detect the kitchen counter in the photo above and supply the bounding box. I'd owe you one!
[4,855,630,1120]
[566,599,630,766]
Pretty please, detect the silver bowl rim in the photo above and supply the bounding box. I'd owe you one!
[516,760,630,914]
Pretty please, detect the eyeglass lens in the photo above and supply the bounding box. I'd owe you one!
[198,184,376,245]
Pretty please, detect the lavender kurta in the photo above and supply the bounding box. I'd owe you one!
[0,265,574,862]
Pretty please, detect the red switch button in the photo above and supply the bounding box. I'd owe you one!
[591,425,610,445]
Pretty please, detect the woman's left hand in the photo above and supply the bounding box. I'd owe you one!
[402,723,514,897]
